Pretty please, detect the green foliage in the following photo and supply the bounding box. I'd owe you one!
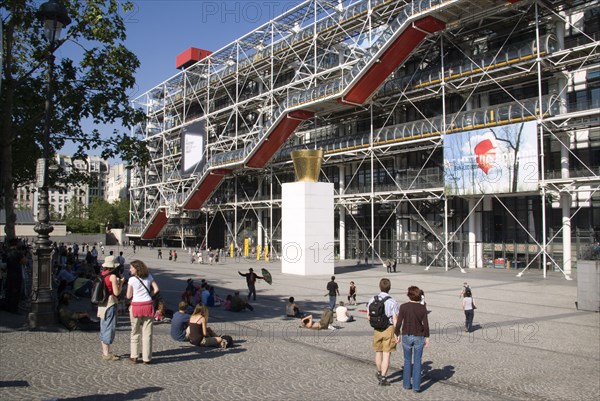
[65,197,129,233]
[65,217,98,233]
[1,0,149,239]
[88,198,114,226]
[112,198,130,227]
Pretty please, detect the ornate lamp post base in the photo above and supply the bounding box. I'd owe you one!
[29,223,56,329]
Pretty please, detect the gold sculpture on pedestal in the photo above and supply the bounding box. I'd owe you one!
[291,149,324,182]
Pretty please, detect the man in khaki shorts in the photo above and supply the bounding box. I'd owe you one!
[367,278,399,386]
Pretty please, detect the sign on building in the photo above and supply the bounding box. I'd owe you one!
[443,121,538,195]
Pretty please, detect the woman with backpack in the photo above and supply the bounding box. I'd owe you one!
[97,255,124,361]
[127,260,160,364]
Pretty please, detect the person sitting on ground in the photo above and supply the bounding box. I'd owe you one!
[300,309,335,330]
[336,301,354,322]
[170,301,191,342]
[231,291,253,312]
[154,299,172,323]
[188,304,227,348]
[78,260,95,277]
[185,278,198,296]
[72,272,94,298]
[56,265,77,294]
[300,315,322,329]
[223,294,233,311]
[57,293,99,332]
[200,284,210,305]
[286,297,303,318]
[207,286,222,307]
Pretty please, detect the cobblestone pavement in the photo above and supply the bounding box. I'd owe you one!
[1,246,598,400]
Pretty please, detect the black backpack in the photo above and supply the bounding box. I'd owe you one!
[369,295,391,330]
[91,272,112,305]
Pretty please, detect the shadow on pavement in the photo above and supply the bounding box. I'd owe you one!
[421,362,456,391]
[0,381,29,388]
[60,386,163,400]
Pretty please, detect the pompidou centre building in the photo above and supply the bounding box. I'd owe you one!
[127,0,600,277]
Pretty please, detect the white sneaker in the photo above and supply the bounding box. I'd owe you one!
[328,325,336,330]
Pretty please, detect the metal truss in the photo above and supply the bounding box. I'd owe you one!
[128,0,600,279]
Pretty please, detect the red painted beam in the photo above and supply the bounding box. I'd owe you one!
[246,110,314,168]
[183,169,231,210]
[288,110,314,120]
[141,209,168,240]
[343,16,445,105]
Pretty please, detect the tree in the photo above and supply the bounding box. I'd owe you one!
[112,198,130,228]
[87,197,114,229]
[1,0,149,240]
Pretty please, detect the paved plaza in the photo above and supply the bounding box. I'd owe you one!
[1,246,598,400]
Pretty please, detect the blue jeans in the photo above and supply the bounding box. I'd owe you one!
[99,305,117,345]
[328,295,336,311]
[402,335,425,391]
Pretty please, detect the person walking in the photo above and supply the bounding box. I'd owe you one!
[462,288,475,332]
[367,278,399,386]
[326,276,339,311]
[396,285,430,393]
[127,260,159,365]
[98,255,124,361]
[238,268,264,301]
[347,281,357,305]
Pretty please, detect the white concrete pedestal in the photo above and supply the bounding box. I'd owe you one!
[282,182,334,276]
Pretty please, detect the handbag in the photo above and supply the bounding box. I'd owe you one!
[135,276,160,302]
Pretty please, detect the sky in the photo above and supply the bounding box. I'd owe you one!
[59,0,305,159]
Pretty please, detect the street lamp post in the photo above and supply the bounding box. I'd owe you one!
[29,0,71,329]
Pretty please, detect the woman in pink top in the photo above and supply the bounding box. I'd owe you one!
[127,260,159,364]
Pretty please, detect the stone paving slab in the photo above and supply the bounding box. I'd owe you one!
[0,246,598,400]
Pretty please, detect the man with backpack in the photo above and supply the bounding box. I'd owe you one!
[367,278,399,386]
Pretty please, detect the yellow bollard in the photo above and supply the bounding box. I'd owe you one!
[256,245,261,261]
[264,245,269,262]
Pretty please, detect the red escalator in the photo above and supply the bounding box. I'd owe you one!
[342,16,445,104]
[246,110,314,168]
[139,13,447,239]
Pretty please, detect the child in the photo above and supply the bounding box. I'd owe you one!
[223,294,233,311]
[154,299,169,322]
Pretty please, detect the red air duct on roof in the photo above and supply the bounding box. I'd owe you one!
[176,47,212,70]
